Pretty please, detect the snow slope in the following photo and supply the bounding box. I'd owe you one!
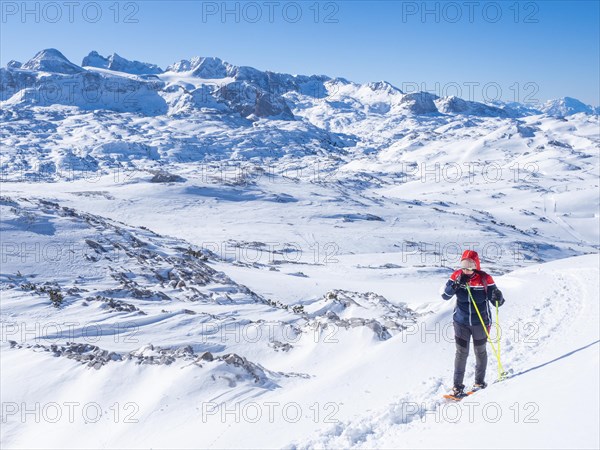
[292,254,600,450]
[1,198,598,448]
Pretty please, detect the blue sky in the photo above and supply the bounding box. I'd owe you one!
[1,1,599,105]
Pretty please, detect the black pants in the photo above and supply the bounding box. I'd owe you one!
[453,321,488,387]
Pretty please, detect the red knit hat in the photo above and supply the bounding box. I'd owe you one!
[460,250,481,270]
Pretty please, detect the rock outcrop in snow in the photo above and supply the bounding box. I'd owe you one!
[304,289,419,339]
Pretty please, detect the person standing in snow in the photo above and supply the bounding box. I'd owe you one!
[442,250,505,396]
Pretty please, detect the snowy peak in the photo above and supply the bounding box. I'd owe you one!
[164,56,296,119]
[399,92,439,114]
[190,56,233,78]
[366,81,403,94]
[165,59,194,72]
[166,56,234,78]
[21,48,84,74]
[435,95,509,117]
[541,96,596,116]
[82,51,163,75]
[81,50,108,69]
[108,53,163,74]
[490,100,543,117]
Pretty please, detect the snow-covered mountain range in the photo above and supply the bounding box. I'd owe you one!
[3,49,599,118]
[1,49,598,449]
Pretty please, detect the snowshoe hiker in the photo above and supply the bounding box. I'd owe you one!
[442,250,505,394]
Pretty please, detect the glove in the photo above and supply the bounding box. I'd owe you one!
[452,274,469,290]
[492,288,505,306]
[458,273,470,288]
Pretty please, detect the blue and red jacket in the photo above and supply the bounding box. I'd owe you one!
[442,270,497,326]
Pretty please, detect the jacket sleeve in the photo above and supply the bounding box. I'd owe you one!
[442,279,457,300]
[485,273,496,302]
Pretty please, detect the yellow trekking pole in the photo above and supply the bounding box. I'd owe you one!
[466,285,507,381]
[496,300,502,373]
